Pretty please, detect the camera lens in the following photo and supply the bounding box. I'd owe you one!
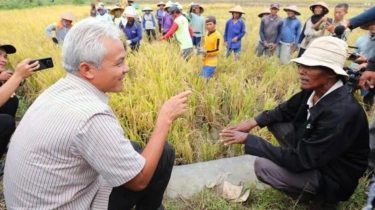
[47,60,52,67]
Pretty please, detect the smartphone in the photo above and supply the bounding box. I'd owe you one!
[327,18,333,24]
[29,57,54,71]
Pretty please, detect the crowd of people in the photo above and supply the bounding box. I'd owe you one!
[1,1,375,210]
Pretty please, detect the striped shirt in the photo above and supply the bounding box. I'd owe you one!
[4,73,146,209]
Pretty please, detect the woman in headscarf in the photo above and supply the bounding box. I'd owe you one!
[298,2,329,57]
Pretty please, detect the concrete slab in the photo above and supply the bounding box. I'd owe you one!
[165,155,258,199]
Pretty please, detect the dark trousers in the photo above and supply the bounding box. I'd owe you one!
[250,122,322,201]
[108,141,175,210]
[146,29,157,42]
[297,48,306,58]
[0,96,18,158]
[158,23,162,34]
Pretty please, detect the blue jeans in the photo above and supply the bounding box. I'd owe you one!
[201,66,217,78]
[192,36,202,47]
[226,47,241,60]
[275,42,292,65]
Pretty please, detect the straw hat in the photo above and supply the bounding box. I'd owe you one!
[283,5,301,16]
[157,1,165,6]
[310,2,329,15]
[229,5,245,14]
[60,11,76,21]
[165,1,173,9]
[191,3,204,13]
[110,5,124,16]
[258,8,270,18]
[142,6,153,12]
[291,36,348,77]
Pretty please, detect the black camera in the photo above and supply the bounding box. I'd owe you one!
[348,52,360,62]
[344,67,375,94]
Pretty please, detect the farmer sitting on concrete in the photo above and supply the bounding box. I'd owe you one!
[220,36,369,206]
[4,18,191,210]
[45,11,75,44]
[0,44,38,176]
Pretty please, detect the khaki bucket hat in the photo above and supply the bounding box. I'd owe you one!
[258,8,270,18]
[310,2,329,15]
[110,5,125,16]
[229,5,245,14]
[60,12,76,21]
[284,5,301,16]
[157,1,165,6]
[291,36,348,77]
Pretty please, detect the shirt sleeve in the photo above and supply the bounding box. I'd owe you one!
[224,21,229,42]
[259,19,265,42]
[295,21,302,47]
[275,20,283,44]
[237,20,246,40]
[45,23,56,38]
[206,34,222,57]
[131,24,143,43]
[349,6,375,30]
[72,113,146,187]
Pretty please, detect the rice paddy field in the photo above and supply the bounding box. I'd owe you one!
[0,1,373,209]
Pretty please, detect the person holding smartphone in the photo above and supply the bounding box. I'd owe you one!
[0,43,39,176]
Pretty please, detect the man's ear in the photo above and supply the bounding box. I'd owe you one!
[78,62,95,80]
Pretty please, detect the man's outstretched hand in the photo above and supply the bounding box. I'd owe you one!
[220,130,248,146]
[224,119,258,133]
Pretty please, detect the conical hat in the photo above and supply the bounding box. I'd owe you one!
[229,5,245,14]
[310,2,329,14]
[142,6,153,11]
[165,1,173,9]
[258,8,270,18]
[110,5,125,16]
[191,3,204,13]
[157,1,165,6]
[283,5,301,16]
[60,11,76,21]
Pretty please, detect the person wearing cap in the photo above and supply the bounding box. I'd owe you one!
[96,5,112,23]
[142,7,157,42]
[161,1,174,36]
[45,11,75,44]
[0,44,39,176]
[224,5,246,60]
[195,16,222,81]
[298,2,329,57]
[188,3,205,48]
[120,11,143,52]
[313,3,350,41]
[156,2,166,34]
[221,36,369,205]
[111,5,125,27]
[160,5,194,61]
[3,18,189,210]
[256,3,283,58]
[275,5,302,64]
[258,8,270,19]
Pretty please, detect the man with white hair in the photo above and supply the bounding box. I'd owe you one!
[221,36,369,207]
[4,18,191,210]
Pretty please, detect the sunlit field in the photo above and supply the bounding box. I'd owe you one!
[0,4,369,165]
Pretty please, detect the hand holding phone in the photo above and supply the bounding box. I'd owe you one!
[29,57,54,71]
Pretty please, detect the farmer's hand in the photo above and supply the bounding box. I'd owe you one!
[52,37,59,44]
[354,55,367,64]
[13,58,39,79]
[220,130,248,146]
[158,90,192,124]
[263,41,268,48]
[356,63,368,71]
[359,71,375,90]
[0,71,13,81]
[321,15,328,22]
[224,41,228,47]
[270,44,277,52]
[225,119,258,133]
[126,40,132,45]
[325,22,334,33]
[232,37,238,43]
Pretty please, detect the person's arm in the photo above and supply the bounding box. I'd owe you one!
[131,24,143,43]
[224,21,229,42]
[45,23,56,39]
[236,20,246,40]
[313,18,325,30]
[245,106,367,172]
[188,26,193,38]
[298,23,306,44]
[152,15,156,28]
[347,6,375,30]
[205,35,222,57]
[259,19,265,42]
[275,20,283,44]
[294,21,302,48]
[161,22,178,39]
[142,15,146,29]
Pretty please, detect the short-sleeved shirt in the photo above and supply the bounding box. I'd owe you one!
[4,73,146,209]
[174,15,193,50]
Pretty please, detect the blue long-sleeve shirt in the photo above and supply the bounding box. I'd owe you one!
[280,17,302,47]
[259,15,283,44]
[224,18,246,49]
[349,6,375,30]
[119,22,142,46]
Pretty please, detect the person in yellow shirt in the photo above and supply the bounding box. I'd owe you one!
[196,16,223,80]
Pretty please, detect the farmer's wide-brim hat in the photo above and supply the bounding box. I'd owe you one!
[360,21,375,30]
[310,2,329,15]
[191,3,204,13]
[229,5,245,14]
[258,8,270,17]
[283,5,301,16]
[157,1,165,6]
[142,6,153,11]
[110,6,125,15]
[165,1,173,9]
[291,36,348,78]
[0,44,16,54]
[60,11,76,21]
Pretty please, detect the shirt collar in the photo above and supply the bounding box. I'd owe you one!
[307,80,343,109]
[65,73,110,104]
